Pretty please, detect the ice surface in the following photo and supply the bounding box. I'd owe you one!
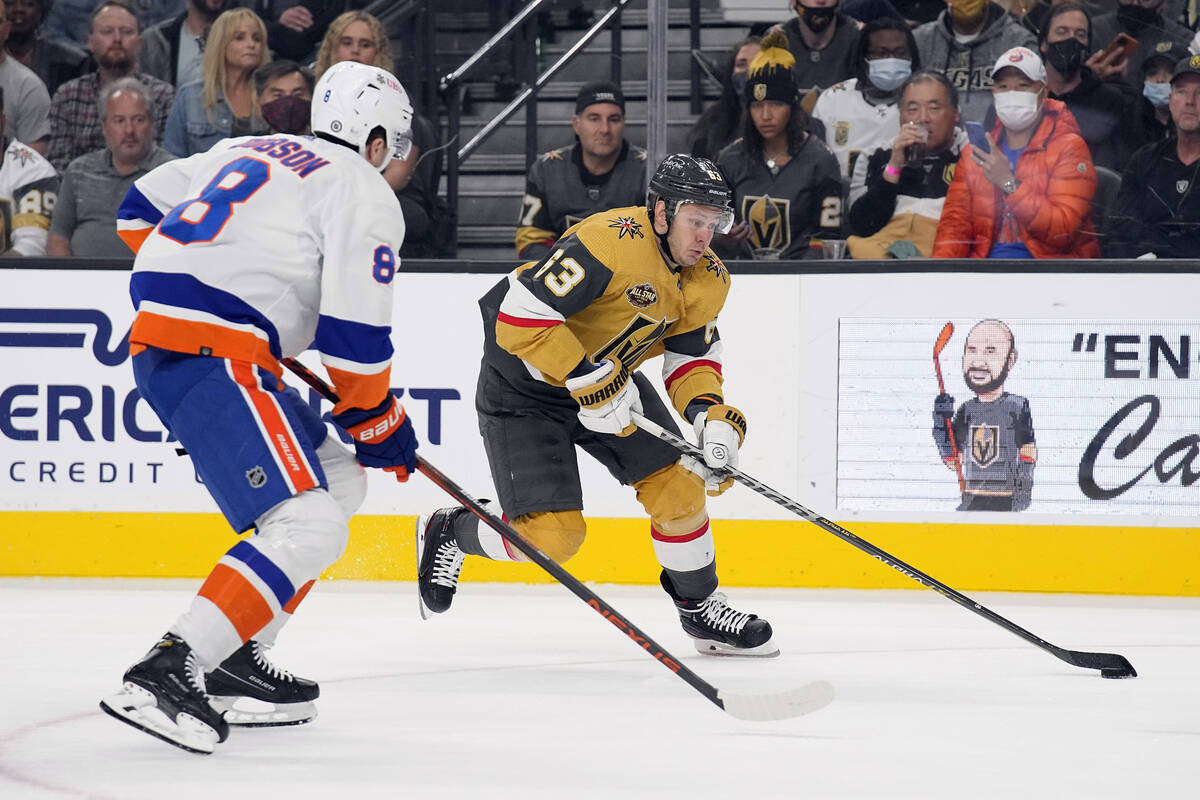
[1,578,1196,799]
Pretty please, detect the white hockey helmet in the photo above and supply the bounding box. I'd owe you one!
[311,61,414,171]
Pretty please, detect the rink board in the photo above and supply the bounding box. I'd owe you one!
[2,267,1199,594]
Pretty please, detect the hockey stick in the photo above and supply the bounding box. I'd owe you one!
[281,357,834,721]
[933,322,965,493]
[631,410,1137,679]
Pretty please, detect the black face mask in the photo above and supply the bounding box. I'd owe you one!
[1117,3,1158,32]
[797,3,838,34]
[1044,37,1088,77]
[261,94,311,135]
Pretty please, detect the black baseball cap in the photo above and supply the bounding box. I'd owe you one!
[1170,53,1200,83]
[575,81,625,114]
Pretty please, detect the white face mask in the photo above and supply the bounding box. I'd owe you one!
[867,58,912,92]
[1143,80,1171,108]
[993,90,1041,131]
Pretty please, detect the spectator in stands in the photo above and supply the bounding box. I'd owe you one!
[0,0,50,155]
[313,10,420,194]
[514,80,647,260]
[933,47,1099,258]
[397,112,449,258]
[686,35,761,161]
[141,0,236,89]
[1106,54,1200,258]
[1089,0,1192,86]
[248,1,367,64]
[813,18,919,197]
[847,69,966,257]
[43,0,187,49]
[48,2,174,172]
[254,58,312,135]
[715,30,844,259]
[163,7,268,157]
[894,0,954,25]
[0,86,57,256]
[1039,2,1145,170]
[4,0,88,95]
[913,0,1036,122]
[47,77,173,258]
[777,0,861,92]
[1139,43,1183,141]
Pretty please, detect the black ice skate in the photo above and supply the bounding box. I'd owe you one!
[100,633,230,755]
[416,506,469,619]
[674,592,779,657]
[205,640,319,727]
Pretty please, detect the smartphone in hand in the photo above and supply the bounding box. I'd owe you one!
[1100,32,1138,61]
[965,120,990,155]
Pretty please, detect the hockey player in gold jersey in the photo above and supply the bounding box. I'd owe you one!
[417,153,778,656]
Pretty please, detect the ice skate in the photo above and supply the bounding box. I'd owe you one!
[205,640,319,727]
[100,633,230,755]
[416,506,470,619]
[674,591,779,657]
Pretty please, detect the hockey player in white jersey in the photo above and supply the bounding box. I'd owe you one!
[99,61,417,755]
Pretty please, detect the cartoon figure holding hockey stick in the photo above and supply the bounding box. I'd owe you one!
[932,319,1037,511]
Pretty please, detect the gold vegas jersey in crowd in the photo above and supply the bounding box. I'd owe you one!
[481,204,730,419]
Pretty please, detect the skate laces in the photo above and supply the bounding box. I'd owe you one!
[250,641,296,683]
[183,649,208,695]
[696,592,753,634]
[430,536,466,589]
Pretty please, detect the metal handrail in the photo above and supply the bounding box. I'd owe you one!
[439,0,552,93]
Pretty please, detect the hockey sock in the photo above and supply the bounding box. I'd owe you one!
[651,519,718,600]
[454,507,521,561]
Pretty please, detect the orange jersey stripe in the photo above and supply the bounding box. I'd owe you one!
[197,563,275,641]
[230,361,318,495]
[282,579,315,614]
[324,363,391,415]
[117,226,153,254]
[131,311,283,380]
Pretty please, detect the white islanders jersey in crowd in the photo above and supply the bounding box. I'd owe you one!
[118,134,406,412]
[0,137,58,255]
[811,78,900,191]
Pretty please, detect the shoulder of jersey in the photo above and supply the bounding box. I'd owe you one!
[631,145,648,161]
[538,146,569,162]
[3,139,53,174]
[828,79,854,94]
[575,205,653,254]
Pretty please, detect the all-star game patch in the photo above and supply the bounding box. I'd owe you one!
[625,282,658,308]
[608,215,644,239]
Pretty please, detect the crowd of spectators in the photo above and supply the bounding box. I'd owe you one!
[4,0,1200,262]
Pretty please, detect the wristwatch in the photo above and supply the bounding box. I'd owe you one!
[1002,178,1021,196]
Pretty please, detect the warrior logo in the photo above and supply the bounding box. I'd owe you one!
[971,425,1000,468]
[743,194,790,252]
[625,283,658,308]
[246,466,268,488]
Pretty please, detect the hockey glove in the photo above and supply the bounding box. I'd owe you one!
[932,393,957,462]
[565,358,643,436]
[1013,457,1034,511]
[332,394,419,482]
[682,404,746,496]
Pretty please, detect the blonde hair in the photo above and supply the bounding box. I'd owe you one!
[314,11,394,78]
[201,8,270,120]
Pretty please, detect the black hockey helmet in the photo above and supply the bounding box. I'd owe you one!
[646,154,735,234]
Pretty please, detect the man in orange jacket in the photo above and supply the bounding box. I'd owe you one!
[932,46,1100,258]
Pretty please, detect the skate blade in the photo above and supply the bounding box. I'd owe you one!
[100,683,220,755]
[210,696,317,727]
[416,514,431,621]
[692,636,781,658]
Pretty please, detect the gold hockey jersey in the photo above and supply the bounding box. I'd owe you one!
[480,204,731,420]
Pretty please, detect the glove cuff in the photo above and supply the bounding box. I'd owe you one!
[703,403,747,445]
[566,358,630,410]
[335,395,407,443]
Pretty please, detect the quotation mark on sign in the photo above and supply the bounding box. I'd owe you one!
[1072,333,1099,353]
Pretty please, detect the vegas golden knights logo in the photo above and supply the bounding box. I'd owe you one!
[943,163,956,186]
[743,194,790,252]
[834,121,850,146]
[971,425,999,467]
[754,83,766,101]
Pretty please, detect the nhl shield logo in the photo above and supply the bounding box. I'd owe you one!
[834,121,850,146]
[625,283,658,308]
[1178,179,1190,194]
[246,466,268,488]
[970,425,1000,468]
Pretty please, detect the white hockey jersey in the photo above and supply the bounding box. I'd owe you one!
[811,78,899,194]
[0,137,58,255]
[118,134,406,413]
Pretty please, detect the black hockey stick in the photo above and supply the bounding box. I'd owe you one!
[281,357,834,721]
[632,411,1137,679]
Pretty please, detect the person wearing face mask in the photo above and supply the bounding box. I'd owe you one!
[1106,54,1200,258]
[813,19,920,199]
[686,35,761,161]
[778,0,861,92]
[913,0,1036,123]
[933,46,1100,258]
[1138,44,1183,142]
[1090,0,1191,87]
[254,59,313,136]
[1040,2,1144,170]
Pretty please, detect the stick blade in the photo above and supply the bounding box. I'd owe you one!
[933,322,955,357]
[717,680,835,721]
[1060,648,1137,678]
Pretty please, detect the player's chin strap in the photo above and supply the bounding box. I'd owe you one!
[279,357,833,721]
[629,410,1137,680]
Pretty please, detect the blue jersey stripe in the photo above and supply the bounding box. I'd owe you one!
[227,540,295,608]
[314,314,393,365]
[129,271,284,359]
[117,184,165,224]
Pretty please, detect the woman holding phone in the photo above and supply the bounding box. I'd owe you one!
[932,46,1099,258]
